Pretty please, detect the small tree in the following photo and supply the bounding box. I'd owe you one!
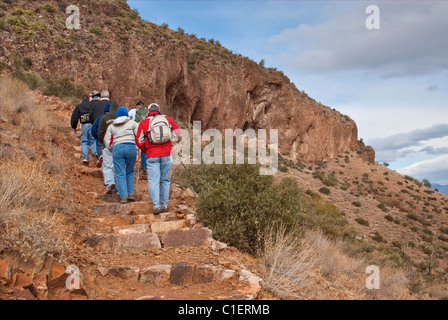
[422,179,432,188]
[258,59,266,67]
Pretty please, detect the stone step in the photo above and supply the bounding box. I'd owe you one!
[96,262,262,299]
[161,228,213,248]
[86,232,161,252]
[92,200,178,216]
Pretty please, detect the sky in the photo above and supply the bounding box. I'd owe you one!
[128,0,448,184]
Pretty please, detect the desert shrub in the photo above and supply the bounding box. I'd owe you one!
[89,26,102,36]
[372,232,386,243]
[352,201,362,207]
[41,2,56,13]
[319,187,330,195]
[175,163,350,255]
[384,215,394,222]
[377,202,388,212]
[355,218,369,226]
[42,77,84,99]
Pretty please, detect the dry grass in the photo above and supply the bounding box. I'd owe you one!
[260,228,418,300]
[0,75,59,131]
[261,225,318,299]
[0,76,34,125]
[0,75,73,261]
[0,159,72,261]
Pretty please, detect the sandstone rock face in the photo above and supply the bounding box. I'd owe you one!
[0,0,370,163]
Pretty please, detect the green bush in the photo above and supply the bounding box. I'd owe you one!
[319,187,330,195]
[384,215,394,222]
[355,218,369,226]
[89,27,102,36]
[372,232,386,243]
[352,201,362,207]
[42,77,84,99]
[377,202,388,212]
[174,163,350,255]
[41,2,57,13]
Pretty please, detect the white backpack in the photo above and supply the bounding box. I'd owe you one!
[146,115,172,144]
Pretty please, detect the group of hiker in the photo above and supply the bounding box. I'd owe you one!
[70,90,180,215]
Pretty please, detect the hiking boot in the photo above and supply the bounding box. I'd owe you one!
[153,207,162,215]
[160,206,168,213]
[106,183,115,195]
[82,159,89,166]
[127,194,136,202]
[96,155,103,168]
[120,198,128,204]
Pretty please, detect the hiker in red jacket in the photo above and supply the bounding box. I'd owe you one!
[136,103,180,215]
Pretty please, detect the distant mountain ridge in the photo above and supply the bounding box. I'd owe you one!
[432,183,448,195]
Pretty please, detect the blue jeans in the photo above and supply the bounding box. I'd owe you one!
[147,156,172,208]
[112,143,137,199]
[81,123,97,160]
[141,151,147,169]
[102,147,116,187]
[95,139,103,158]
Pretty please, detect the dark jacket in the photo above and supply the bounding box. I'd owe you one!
[70,99,91,129]
[89,98,110,125]
[91,102,112,140]
[98,101,120,147]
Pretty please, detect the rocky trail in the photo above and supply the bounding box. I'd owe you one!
[0,135,266,301]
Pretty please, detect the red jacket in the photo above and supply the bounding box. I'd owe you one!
[136,111,180,158]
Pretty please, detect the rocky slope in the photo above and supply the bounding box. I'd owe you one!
[0,0,372,163]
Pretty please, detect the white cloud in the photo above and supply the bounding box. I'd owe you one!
[397,154,448,184]
[368,124,448,152]
[269,2,448,77]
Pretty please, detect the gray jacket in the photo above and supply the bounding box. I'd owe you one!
[104,116,138,150]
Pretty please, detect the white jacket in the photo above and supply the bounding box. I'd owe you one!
[104,116,138,150]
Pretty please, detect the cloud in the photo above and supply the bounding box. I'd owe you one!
[427,85,440,91]
[368,124,448,153]
[397,154,448,184]
[269,2,448,77]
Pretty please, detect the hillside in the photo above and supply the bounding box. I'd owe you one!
[0,0,448,301]
[0,0,374,163]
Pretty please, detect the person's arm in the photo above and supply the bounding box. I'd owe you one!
[91,116,100,140]
[135,121,147,151]
[104,125,114,150]
[70,105,80,131]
